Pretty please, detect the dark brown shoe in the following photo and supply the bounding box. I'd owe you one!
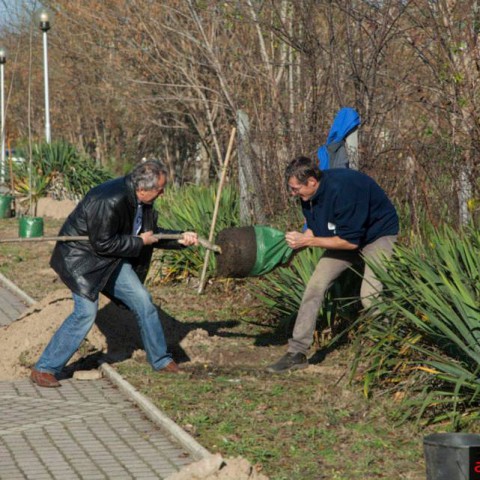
[30,368,61,388]
[159,361,181,374]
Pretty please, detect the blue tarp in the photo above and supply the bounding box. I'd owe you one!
[317,107,360,170]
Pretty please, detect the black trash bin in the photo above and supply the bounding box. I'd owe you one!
[424,433,480,480]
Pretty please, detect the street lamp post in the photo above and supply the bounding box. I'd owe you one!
[0,47,6,185]
[37,8,53,144]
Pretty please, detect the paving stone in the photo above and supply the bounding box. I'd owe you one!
[0,378,195,479]
[0,279,203,479]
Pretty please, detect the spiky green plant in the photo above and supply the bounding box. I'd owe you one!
[152,183,239,280]
[13,141,112,201]
[355,225,480,428]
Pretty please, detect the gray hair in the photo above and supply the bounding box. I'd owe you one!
[131,159,168,190]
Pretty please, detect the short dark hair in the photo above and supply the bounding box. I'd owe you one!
[131,159,168,190]
[285,156,322,186]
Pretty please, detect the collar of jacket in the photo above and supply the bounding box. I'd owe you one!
[300,176,324,209]
[124,174,139,210]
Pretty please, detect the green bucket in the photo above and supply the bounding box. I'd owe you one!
[0,195,13,218]
[19,216,44,238]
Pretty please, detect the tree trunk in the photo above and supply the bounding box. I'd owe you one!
[345,130,359,170]
[237,110,267,225]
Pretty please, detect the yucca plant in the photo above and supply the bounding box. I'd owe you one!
[14,173,51,215]
[151,183,239,281]
[13,141,112,201]
[355,225,480,428]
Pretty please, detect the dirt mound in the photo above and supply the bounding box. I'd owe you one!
[179,328,224,364]
[0,289,231,380]
[166,453,269,480]
[0,289,112,380]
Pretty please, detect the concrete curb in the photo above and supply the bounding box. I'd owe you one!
[100,362,210,460]
[0,272,36,306]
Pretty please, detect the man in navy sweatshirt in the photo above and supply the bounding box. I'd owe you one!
[266,156,399,373]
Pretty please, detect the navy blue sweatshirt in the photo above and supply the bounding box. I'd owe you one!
[301,169,399,248]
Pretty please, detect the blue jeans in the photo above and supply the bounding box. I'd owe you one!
[35,261,172,375]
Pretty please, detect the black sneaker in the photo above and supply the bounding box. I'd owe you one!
[266,352,308,373]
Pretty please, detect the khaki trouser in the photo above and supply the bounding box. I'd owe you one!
[288,235,397,355]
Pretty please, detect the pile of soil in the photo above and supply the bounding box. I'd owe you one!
[0,288,257,380]
[166,453,269,480]
[0,290,112,380]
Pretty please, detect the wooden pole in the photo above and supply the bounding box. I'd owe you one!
[7,137,15,217]
[197,127,236,294]
[0,233,222,252]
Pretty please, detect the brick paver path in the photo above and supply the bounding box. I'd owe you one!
[0,278,197,479]
[0,377,193,479]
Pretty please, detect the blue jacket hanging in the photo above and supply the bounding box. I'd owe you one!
[317,107,360,170]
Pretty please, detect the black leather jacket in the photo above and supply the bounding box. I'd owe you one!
[50,175,183,301]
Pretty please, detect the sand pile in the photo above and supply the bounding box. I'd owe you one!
[0,288,156,380]
[0,289,229,381]
[166,453,269,480]
[35,197,77,219]
[179,328,224,364]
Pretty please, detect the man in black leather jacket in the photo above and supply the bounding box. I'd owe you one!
[31,159,198,387]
